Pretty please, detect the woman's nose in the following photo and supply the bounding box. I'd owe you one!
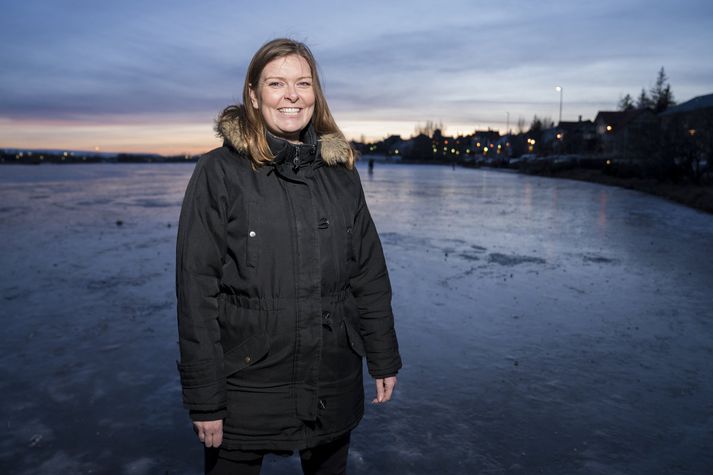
[285,85,299,101]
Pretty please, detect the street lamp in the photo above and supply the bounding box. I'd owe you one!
[555,86,563,125]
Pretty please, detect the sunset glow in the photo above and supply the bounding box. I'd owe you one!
[2,0,712,155]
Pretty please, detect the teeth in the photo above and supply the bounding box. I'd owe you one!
[279,108,300,113]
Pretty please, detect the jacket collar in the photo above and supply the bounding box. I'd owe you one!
[265,124,318,169]
[215,105,351,166]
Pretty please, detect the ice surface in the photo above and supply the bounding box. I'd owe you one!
[1,163,712,474]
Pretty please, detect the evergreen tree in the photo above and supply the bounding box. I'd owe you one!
[636,88,653,110]
[528,115,555,133]
[618,93,635,111]
[650,66,675,113]
[529,115,543,133]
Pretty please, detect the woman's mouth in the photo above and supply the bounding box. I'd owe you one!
[278,107,301,115]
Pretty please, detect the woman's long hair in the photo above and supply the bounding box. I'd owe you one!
[224,38,354,168]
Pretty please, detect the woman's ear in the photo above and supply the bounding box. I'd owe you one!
[248,84,259,110]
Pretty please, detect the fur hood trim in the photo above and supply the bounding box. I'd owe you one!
[215,106,351,166]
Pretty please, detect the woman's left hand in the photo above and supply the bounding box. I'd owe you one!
[372,376,397,404]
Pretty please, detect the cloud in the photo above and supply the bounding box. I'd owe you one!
[1,0,712,148]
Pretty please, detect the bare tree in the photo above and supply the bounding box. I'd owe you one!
[414,120,444,138]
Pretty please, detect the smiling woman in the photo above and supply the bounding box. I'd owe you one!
[175,38,402,475]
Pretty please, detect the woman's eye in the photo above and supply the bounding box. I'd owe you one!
[297,81,312,88]
[268,81,283,87]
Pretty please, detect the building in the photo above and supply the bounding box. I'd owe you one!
[594,109,655,155]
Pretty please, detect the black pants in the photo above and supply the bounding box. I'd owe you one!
[205,434,350,475]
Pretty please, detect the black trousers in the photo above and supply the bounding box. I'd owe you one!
[205,433,350,475]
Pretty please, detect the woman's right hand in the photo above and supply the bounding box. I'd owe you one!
[193,419,223,448]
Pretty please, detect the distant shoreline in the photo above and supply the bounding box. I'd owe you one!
[3,155,711,215]
[528,167,713,214]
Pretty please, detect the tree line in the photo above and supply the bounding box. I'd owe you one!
[617,67,675,113]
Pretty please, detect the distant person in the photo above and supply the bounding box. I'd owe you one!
[175,38,402,475]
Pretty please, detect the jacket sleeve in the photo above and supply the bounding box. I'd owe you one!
[175,157,228,421]
[349,170,402,379]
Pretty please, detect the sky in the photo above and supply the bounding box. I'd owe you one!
[1,0,712,155]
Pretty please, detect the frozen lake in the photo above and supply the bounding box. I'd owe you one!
[1,162,712,474]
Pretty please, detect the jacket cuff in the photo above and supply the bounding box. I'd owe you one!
[177,359,227,412]
[370,371,399,379]
[368,359,402,379]
[189,408,228,422]
[366,351,403,379]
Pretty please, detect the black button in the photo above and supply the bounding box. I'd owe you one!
[318,217,329,229]
[322,311,331,320]
[319,399,326,409]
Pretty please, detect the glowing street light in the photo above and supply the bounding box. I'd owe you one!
[555,85,563,125]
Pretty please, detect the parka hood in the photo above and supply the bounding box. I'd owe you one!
[215,105,352,166]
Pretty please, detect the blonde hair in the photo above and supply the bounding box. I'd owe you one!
[224,38,354,168]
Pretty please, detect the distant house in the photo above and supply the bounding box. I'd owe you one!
[659,93,713,174]
[470,130,501,156]
[595,110,638,136]
[553,118,597,154]
[659,93,713,117]
[409,133,434,160]
[594,109,655,154]
[494,134,514,157]
[540,127,558,153]
[386,136,411,158]
[659,93,713,135]
[472,130,500,146]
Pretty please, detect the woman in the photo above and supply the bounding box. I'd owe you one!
[176,38,402,474]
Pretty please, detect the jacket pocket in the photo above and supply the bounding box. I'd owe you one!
[246,200,259,268]
[223,332,270,377]
[343,320,366,357]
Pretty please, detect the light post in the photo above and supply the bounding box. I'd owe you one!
[555,86,563,125]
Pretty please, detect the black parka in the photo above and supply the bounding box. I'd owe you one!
[176,109,402,451]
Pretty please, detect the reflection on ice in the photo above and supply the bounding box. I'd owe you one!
[1,163,712,473]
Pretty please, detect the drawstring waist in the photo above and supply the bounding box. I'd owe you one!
[218,289,354,339]
[220,289,351,311]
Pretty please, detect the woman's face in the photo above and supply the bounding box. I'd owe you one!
[249,54,315,143]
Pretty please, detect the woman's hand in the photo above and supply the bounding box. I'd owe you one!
[193,419,223,448]
[372,376,397,404]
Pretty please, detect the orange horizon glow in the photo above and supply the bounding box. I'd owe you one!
[0,117,506,156]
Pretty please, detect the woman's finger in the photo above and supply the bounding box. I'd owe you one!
[373,378,385,403]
